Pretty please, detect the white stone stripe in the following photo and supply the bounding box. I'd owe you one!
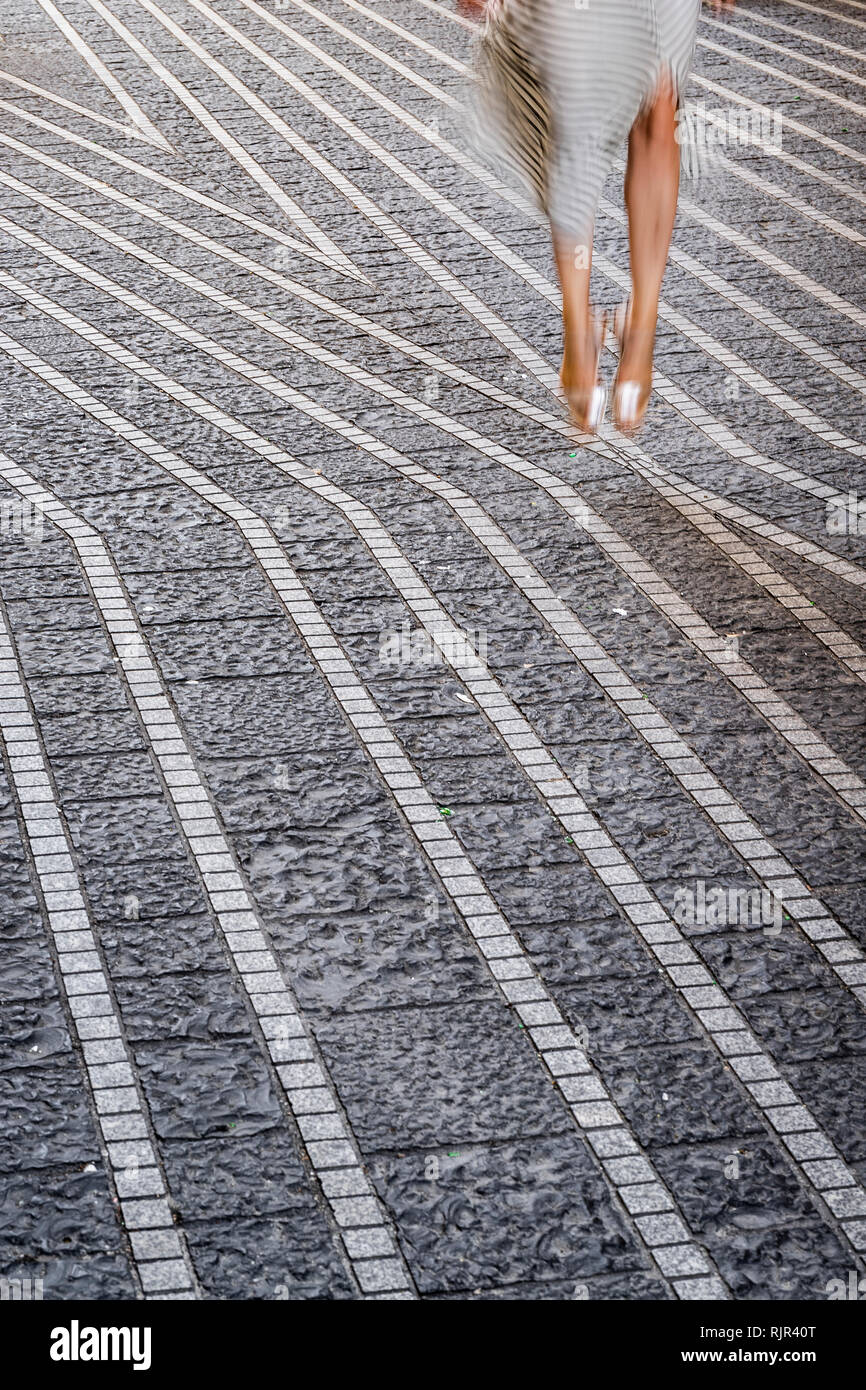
[0,67,162,145]
[411,0,474,28]
[703,108,866,214]
[406,1,866,305]
[221,10,866,493]
[707,146,866,247]
[33,0,172,151]
[729,2,866,59]
[270,0,465,92]
[3,261,864,841]
[75,0,366,282]
[0,461,415,1302]
[704,13,866,88]
[327,0,866,224]
[329,0,468,72]
[676,180,866,333]
[13,265,863,1002]
[0,119,372,281]
[4,197,864,701]
[0,604,197,1298]
[0,467,720,1301]
[3,301,863,1253]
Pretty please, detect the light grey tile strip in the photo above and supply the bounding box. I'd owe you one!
[0,343,863,1267]
[2,236,864,834]
[5,179,865,658]
[417,0,866,185]
[8,50,864,598]
[3,243,860,1007]
[0,464,415,1301]
[690,68,866,179]
[0,470,724,1300]
[0,601,198,1299]
[0,67,160,145]
[711,4,866,63]
[700,14,866,95]
[243,0,866,407]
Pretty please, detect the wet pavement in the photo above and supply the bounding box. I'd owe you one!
[0,0,865,1302]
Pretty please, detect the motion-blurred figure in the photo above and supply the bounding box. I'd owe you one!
[465,0,729,434]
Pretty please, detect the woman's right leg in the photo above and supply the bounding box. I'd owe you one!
[553,227,603,431]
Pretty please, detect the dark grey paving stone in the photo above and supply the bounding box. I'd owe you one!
[369,1134,649,1294]
[0,997,72,1073]
[133,1039,281,1143]
[0,1168,126,1261]
[114,973,250,1045]
[0,1252,136,1300]
[160,1129,309,1222]
[184,1212,354,1300]
[0,1063,101,1170]
[597,1042,765,1148]
[315,1001,571,1151]
[100,913,227,979]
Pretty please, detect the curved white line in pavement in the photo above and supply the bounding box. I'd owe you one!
[0,116,381,281]
[703,14,866,88]
[0,454,417,1301]
[5,194,866,693]
[777,0,866,31]
[33,0,173,151]
[697,34,866,118]
[728,4,866,60]
[4,221,865,831]
[224,0,866,456]
[0,601,198,1298]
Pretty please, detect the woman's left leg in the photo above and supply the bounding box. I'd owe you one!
[553,227,605,432]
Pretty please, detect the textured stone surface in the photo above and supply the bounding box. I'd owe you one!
[0,0,864,1301]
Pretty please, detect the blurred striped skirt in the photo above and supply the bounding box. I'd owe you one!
[472,0,702,241]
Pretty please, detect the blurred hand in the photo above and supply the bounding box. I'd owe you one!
[705,0,735,10]
[456,0,488,17]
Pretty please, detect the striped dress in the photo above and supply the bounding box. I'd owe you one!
[473,0,702,241]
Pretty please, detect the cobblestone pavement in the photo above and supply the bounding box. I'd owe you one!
[0,0,864,1304]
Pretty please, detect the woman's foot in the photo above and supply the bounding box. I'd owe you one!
[613,301,655,435]
[560,310,607,434]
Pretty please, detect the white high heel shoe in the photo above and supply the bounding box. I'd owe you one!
[612,300,654,436]
[561,308,607,435]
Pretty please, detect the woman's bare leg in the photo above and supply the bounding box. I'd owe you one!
[553,228,598,429]
[618,86,680,397]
